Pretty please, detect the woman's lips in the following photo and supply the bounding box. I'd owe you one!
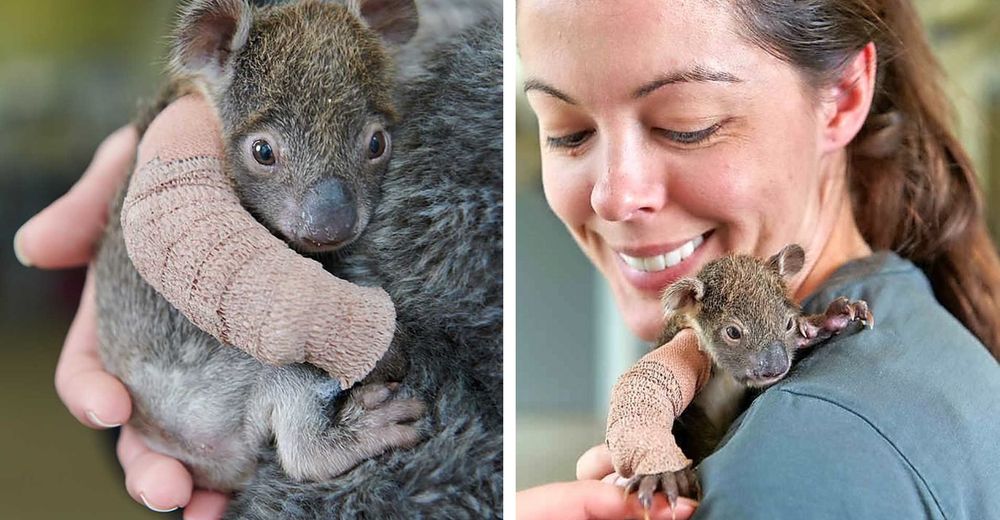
[614,231,712,293]
[618,234,704,271]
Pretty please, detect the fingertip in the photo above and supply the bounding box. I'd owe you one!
[13,224,32,267]
[576,443,613,480]
[86,409,123,429]
[183,490,231,520]
[645,496,699,520]
[140,493,180,513]
[669,497,698,518]
[57,369,131,429]
[15,195,102,269]
[125,452,193,513]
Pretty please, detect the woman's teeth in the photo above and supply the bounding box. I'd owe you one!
[619,234,704,273]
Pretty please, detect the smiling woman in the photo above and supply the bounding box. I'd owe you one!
[516,0,1000,519]
[521,0,873,342]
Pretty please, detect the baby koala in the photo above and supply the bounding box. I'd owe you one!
[95,0,424,491]
[626,244,873,511]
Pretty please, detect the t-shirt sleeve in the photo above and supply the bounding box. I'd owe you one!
[693,389,943,520]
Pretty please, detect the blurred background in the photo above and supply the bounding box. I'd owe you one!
[516,1,1000,490]
[1,1,175,518]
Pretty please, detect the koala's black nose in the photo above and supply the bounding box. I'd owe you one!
[753,343,791,380]
[300,178,358,248]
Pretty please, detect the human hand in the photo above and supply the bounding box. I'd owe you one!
[15,125,230,519]
[575,444,699,520]
[516,477,696,520]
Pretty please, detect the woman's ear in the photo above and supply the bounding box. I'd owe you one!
[819,42,877,153]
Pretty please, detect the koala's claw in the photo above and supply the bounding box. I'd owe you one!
[624,466,700,520]
[797,297,874,348]
[855,300,875,329]
[824,297,874,330]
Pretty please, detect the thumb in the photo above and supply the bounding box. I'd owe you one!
[577,443,615,481]
[15,125,138,269]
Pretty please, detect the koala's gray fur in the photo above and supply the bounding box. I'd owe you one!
[95,0,429,492]
[659,246,806,465]
[223,16,503,519]
[391,0,501,84]
[625,246,873,510]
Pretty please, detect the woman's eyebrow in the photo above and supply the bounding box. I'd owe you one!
[632,66,743,99]
[523,78,578,105]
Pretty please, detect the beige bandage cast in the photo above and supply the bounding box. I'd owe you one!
[120,95,395,388]
[606,329,712,477]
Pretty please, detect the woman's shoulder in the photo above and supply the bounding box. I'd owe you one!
[788,250,1000,407]
[697,251,1000,518]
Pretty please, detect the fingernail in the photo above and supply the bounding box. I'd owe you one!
[13,224,31,267]
[140,493,179,513]
[86,410,122,428]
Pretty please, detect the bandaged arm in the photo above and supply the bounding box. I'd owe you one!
[119,95,395,388]
[606,329,712,476]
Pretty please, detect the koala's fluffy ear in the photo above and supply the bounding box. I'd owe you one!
[661,277,705,315]
[767,244,806,278]
[348,0,418,46]
[171,0,251,85]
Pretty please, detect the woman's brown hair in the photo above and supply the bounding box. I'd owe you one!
[731,0,1000,358]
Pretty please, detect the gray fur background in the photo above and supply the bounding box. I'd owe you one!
[224,16,503,519]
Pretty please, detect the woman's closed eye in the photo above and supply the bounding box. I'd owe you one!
[546,129,594,150]
[656,121,724,145]
[545,121,727,152]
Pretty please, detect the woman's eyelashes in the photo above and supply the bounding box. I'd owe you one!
[544,120,728,153]
[546,129,594,150]
[655,121,724,145]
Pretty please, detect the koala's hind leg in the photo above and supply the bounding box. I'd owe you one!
[256,366,425,481]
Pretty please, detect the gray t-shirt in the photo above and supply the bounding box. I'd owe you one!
[695,252,1000,519]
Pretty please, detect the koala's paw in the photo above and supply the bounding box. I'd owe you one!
[624,465,701,519]
[274,383,426,481]
[797,297,874,349]
[338,382,426,448]
[821,296,874,330]
[283,382,426,481]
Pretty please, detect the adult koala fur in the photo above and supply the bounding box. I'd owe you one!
[224,15,502,520]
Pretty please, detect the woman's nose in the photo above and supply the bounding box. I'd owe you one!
[590,136,666,222]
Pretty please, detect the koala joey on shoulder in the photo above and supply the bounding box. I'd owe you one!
[626,244,873,511]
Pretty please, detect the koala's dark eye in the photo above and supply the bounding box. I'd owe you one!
[252,140,275,166]
[786,317,796,332]
[724,326,742,341]
[368,130,388,159]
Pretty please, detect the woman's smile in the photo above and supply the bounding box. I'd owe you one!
[612,230,713,293]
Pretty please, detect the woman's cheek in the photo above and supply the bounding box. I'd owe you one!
[674,154,759,221]
[541,155,594,228]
